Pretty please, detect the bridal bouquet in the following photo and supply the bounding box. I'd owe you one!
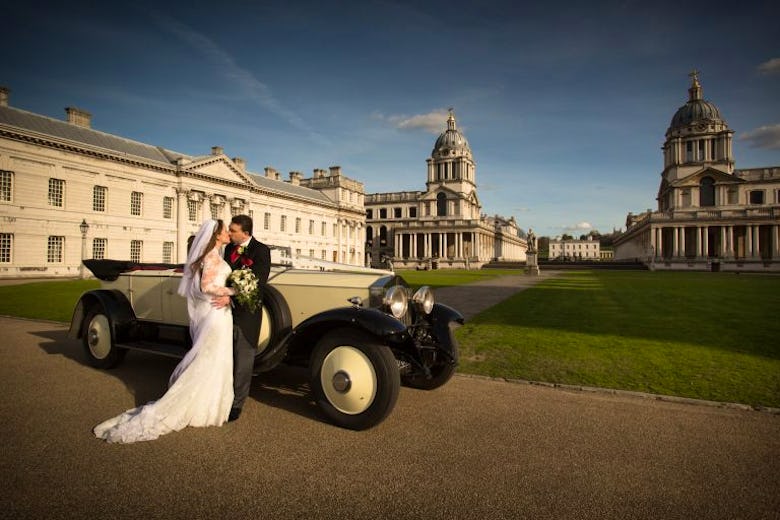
[228,267,260,312]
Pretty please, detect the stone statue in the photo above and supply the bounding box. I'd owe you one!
[526,228,536,253]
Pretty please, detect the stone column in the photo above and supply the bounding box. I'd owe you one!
[176,188,188,263]
[747,225,755,258]
[673,227,679,257]
[753,225,760,258]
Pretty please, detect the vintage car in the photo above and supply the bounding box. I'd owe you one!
[69,257,463,430]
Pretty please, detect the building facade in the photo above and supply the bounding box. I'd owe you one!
[614,73,780,271]
[365,111,526,269]
[0,88,365,279]
[548,237,601,260]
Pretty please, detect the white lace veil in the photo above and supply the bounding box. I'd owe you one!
[177,219,219,298]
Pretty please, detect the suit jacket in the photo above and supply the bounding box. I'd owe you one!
[224,237,271,347]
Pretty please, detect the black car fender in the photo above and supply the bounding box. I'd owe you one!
[68,289,135,342]
[425,303,465,363]
[284,306,408,363]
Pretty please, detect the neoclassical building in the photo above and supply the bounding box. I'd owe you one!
[548,236,601,261]
[614,73,780,271]
[0,87,365,279]
[365,111,526,269]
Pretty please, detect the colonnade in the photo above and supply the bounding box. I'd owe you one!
[650,224,780,259]
[391,230,523,261]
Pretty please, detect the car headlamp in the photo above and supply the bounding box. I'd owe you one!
[383,285,408,319]
[412,286,435,315]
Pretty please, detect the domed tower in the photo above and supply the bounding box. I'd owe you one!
[424,110,480,219]
[661,71,735,185]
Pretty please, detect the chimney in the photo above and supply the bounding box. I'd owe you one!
[313,169,324,179]
[65,106,92,128]
[264,167,279,180]
[0,87,9,107]
[329,165,342,176]
[211,146,223,156]
[233,157,246,171]
[289,171,302,186]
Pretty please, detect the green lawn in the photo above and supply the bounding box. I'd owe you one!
[455,271,780,408]
[1,270,778,407]
[0,280,99,323]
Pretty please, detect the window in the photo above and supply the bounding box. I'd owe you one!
[163,197,174,219]
[295,249,301,256]
[131,191,143,216]
[309,220,314,235]
[92,186,107,212]
[366,209,373,219]
[47,236,64,262]
[280,215,287,232]
[163,242,174,263]
[321,222,327,236]
[727,188,738,205]
[0,171,12,202]
[333,223,337,236]
[0,233,11,262]
[699,177,715,207]
[295,218,301,233]
[264,212,271,231]
[92,238,107,260]
[379,208,387,219]
[210,202,222,219]
[394,207,402,218]
[187,200,198,222]
[309,249,315,258]
[437,192,447,216]
[321,250,326,260]
[48,178,64,207]
[686,141,693,162]
[130,240,143,262]
[409,207,417,218]
[749,190,765,205]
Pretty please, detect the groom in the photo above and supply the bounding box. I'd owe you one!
[214,214,271,422]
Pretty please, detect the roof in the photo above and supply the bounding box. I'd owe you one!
[0,104,188,165]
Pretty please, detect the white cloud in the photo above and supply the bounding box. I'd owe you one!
[376,109,449,134]
[562,222,593,233]
[757,58,780,75]
[739,124,780,150]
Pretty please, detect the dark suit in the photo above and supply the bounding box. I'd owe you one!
[224,237,271,409]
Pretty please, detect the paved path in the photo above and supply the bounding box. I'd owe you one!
[1,316,778,519]
[432,271,559,320]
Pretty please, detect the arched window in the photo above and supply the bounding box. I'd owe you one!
[366,226,373,246]
[436,192,447,217]
[379,226,387,246]
[700,177,715,207]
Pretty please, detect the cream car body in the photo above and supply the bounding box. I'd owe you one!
[70,257,463,430]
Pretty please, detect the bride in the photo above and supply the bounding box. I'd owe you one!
[93,219,236,443]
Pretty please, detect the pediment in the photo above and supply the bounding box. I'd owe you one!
[421,185,461,200]
[184,156,255,185]
[671,167,742,187]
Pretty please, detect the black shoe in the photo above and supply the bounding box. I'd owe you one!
[228,407,242,422]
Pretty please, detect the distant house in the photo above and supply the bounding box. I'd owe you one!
[614,73,780,272]
[548,236,601,261]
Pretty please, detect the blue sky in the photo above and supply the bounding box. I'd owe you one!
[5,0,780,237]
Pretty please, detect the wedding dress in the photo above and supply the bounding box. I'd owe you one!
[93,244,235,443]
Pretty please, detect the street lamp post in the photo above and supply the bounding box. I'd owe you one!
[79,219,89,279]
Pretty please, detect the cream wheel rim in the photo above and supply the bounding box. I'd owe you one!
[87,314,111,359]
[320,346,377,415]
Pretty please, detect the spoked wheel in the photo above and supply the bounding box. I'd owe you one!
[82,310,126,369]
[310,329,399,430]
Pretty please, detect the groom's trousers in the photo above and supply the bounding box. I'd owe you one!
[232,325,255,409]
